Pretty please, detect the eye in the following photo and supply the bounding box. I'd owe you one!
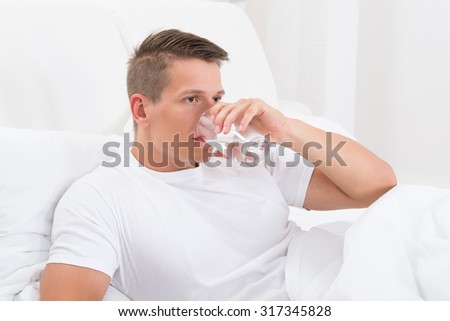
[185,96,199,103]
[213,96,222,103]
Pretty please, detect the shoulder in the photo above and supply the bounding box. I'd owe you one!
[76,163,131,192]
[58,165,128,209]
[54,167,124,227]
[264,144,313,174]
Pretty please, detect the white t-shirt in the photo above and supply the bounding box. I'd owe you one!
[48,146,314,300]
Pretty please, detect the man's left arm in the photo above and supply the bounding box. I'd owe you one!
[283,118,397,210]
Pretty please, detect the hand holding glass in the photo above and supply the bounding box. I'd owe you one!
[196,113,267,164]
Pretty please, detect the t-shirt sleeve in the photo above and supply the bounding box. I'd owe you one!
[264,144,315,208]
[47,180,120,278]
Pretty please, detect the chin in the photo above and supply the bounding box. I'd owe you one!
[191,148,213,164]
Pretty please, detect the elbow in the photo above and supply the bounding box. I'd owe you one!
[368,162,398,205]
[357,162,397,208]
[379,162,398,193]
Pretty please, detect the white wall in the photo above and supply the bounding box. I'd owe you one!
[246,0,359,133]
[355,0,450,188]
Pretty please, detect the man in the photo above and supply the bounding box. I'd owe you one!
[40,29,396,300]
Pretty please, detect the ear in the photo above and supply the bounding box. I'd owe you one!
[130,94,151,129]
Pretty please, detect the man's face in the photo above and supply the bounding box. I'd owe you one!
[141,58,224,167]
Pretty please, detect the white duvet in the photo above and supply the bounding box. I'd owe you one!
[287,184,450,300]
[9,184,450,301]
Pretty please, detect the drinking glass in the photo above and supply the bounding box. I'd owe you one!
[196,113,267,164]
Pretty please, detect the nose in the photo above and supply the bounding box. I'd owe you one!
[199,103,215,120]
[204,99,217,110]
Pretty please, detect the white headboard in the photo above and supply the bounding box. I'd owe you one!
[0,0,130,134]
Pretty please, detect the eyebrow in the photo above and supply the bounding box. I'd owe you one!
[179,89,225,96]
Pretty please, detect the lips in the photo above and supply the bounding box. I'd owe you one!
[194,135,206,143]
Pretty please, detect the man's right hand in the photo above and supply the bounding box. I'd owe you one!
[40,263,110,300]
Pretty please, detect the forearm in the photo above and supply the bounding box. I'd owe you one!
[281,118,397,202]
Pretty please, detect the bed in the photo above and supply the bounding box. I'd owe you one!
[1,0,449,301]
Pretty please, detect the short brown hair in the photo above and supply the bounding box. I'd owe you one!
[127,29,229,103]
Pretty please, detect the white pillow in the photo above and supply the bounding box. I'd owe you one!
[0,127,120,300]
